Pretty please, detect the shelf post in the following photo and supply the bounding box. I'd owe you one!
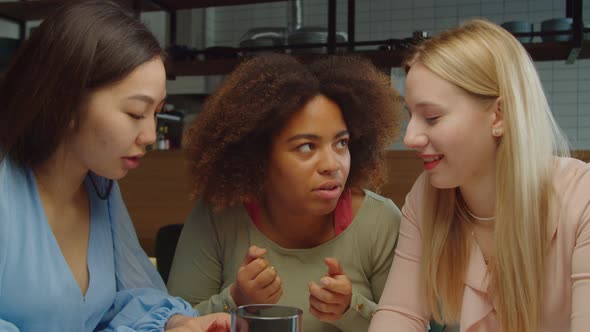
[347,0,355,52]
[328,0,336,54]
[133,0,141,18]
[566,0,583,64]
[19,20,25,40]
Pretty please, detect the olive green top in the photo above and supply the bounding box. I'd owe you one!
[167,190,401,332]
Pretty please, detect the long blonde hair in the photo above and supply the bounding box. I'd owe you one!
[404,19,570,331]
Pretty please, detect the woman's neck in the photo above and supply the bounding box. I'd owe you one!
[257,198,335,249]
[34,144,88,208]
[459,169,496,219]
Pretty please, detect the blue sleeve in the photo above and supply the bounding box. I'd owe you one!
[98,182,197,331]
[0,320,19,332]
[96,288,196,332]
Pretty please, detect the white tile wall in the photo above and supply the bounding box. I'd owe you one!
[203,0,590,150]
[0,19,41,39]
[0,19,19,39]
[140,11,169,46]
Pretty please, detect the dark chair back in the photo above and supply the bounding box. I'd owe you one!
[155,223,183,284]
[429,321,448,332]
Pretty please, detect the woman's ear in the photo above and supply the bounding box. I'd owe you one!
[491,97,504,137]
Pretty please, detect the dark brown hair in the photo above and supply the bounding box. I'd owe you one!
[0,0,165,168]
[184,54,403,208]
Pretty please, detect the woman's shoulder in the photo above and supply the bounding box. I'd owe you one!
[552,157,590,193]
[348,189,401,256]
[354,188,401,227]
[548,157,590,236]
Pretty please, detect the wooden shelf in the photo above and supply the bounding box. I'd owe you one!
[524,40,590,61]
[154,0,283,10]
[166,50,410,76]
[0,0,284,22]
[166,41,590,76]
[2,0,587,75]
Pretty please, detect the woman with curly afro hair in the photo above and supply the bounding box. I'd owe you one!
[167,53,404,332]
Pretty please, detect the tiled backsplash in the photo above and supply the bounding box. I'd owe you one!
[205,0,590,150]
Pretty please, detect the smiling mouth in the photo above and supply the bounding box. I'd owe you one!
[423,155,443,162]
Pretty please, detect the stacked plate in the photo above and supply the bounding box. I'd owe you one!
[239,27,286,42]
[239,27,286,56]
[287,27,347,54]
[501,21,533,43]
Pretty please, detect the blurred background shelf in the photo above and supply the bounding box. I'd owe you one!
[2,0,588,77]
[165,40,590,76]
[0,0,285,21]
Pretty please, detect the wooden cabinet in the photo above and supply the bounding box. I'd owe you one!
[117,149,426,256]
[118,150,194,256]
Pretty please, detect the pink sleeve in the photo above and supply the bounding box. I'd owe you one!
[570,166,590,331]
[369,174,431,332]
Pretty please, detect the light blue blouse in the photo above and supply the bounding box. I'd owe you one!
[0,156,196,331]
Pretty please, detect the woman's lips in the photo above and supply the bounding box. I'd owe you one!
[312,185,342,200]
[422,155,443,170]
[122,156,141,169]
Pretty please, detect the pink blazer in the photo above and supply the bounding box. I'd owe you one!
[369,157,590,332]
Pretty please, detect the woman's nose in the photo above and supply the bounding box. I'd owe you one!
[403,119,428,150]
[318,149,341,175]
[137,117,157,146]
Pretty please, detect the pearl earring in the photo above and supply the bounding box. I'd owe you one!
[493,128,501,136]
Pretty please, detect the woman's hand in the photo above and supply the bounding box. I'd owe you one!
[308,257,352,322]
[165,313,231,331]
[230,245,283,306]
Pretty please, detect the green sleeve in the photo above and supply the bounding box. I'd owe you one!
[166,201,233,314]
[193,285,237,314]
[331,196,402,331]
[329,292,374,331]
[369,198,402,303]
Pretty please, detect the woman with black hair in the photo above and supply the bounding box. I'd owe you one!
[0,1,228,331]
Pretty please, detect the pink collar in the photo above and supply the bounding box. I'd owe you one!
[244,189,353,236]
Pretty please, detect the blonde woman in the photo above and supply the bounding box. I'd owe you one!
[369,19,590,332]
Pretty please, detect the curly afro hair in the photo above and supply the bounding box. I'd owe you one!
[184,54,403,209]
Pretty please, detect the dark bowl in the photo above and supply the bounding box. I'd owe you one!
[541,18,573,42]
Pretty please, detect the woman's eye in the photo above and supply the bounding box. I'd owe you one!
[426,116,440,123]
[297,143,313,153]
[127,113,144,120]
[336,139,349,149]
